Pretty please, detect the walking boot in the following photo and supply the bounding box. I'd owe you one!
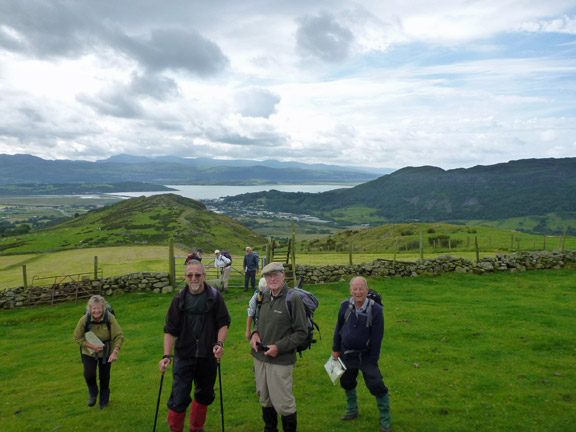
[376,393,391,432]
[262,406,278,432]
[189,400,208,432]
[99,388,110,409]
[340,388,359,420]
[281,412,297,432]
[87,385,98,407]
[167,409,187,432]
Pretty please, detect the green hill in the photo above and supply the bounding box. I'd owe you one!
[0,193,265,254]
[299,222,576,253]
[220,157,576,234]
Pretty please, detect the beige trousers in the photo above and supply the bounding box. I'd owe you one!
[253,358,296,416]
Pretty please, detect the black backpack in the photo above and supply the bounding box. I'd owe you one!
[286,278,320,357]
[367,288,382,305]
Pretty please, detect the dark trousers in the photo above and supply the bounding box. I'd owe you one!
[245,270,256,290]
[340,354,388,397]
[168,356,217,413]
[81,354,111,392]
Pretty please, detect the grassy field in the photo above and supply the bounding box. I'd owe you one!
[2,243,564,291]
[1,269,575,431]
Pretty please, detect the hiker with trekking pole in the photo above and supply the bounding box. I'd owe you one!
[158,259,231,432]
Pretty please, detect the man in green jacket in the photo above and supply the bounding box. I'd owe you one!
[250,262,308,432]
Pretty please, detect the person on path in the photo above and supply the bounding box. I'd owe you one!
[159,260,231,432]
[332,276,391,432]
[73,295,124,409]
[243,246,259,292]
[249,262,308,432]
[211,250,232,293]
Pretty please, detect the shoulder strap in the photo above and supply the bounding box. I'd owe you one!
[285,289,293,319]
[343,298,354,324]
[366,299,375,328]
[85,311,91,332]
[103,309,111,331]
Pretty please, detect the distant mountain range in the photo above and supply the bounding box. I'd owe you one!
[0,154,389,185]
[220,157,576,228]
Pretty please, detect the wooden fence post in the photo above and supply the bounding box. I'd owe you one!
[419,232,424,263]
[291,219,297,285]
[94,256,98,279]
[168,238,175,287]
[349,243,353,265]
[543,235,546,250]
[475,236,479,262]
[22,264,28,289]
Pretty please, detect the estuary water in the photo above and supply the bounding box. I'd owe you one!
[107,184,353,201]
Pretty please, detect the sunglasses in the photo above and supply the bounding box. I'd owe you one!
[186,273,204,278]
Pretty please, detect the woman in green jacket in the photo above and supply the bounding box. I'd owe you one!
[73,295,124,409]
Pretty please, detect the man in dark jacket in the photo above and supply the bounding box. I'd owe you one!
[243,246,259,292]
[332,276,391,432]
[250,262,308,432]
[159,260,231,432]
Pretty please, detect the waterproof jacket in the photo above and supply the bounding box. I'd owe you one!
[164,283,231,358]
[251,283,308,365]
[332,298,384,363]
[74,312,125,358]
[243,253,259,272]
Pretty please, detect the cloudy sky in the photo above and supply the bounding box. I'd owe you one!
[1,0,575,170]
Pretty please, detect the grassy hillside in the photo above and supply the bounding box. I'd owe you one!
[0,194,266,255]
[1,270,574,431]
[299,222,576,253]
[219,158,576,233]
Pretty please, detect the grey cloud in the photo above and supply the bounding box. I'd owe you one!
[0,1,101,58]
[0,1,229,77]
[129,73,180,100]
[296,12,354,63]
[233,88,280,118]
[116,28,229,76]
[78,89,142,119]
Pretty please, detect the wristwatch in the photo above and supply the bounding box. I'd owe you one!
[215,341,224,348]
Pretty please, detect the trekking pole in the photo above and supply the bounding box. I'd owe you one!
[218,359,225,432]
[153,372,165,432]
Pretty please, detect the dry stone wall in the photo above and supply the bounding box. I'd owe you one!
[295,250,576,284]
[1,250,574,309]
[1,272,173,309]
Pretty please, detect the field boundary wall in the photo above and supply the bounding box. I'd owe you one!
[1,250,574,309]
